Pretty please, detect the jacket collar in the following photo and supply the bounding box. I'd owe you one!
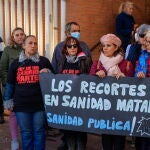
[19,51,40,63]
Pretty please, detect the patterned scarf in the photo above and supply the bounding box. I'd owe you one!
[66,52,86,63]
[19,51,40,63]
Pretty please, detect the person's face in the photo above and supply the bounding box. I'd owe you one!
[69,24,80,35]
[13,29,25,45]
[139,34,146,48]
[23,36,38,57]
[102,42,118,57]
[145,37,150,52]
[66,39,78,56]
[124,5,133,15]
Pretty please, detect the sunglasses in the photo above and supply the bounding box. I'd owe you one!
[67,44,78,49]
[139,34,146,38]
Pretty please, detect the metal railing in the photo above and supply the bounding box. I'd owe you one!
[90,41,100,52]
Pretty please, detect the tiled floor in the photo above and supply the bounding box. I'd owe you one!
[0,116,135,150]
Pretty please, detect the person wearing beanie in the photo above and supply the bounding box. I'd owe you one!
[90,33,133,150]
[100,34,122,47]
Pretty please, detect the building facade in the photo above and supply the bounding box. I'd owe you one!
[0,0,150,60]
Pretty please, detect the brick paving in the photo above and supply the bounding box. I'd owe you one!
[0,116,135,150]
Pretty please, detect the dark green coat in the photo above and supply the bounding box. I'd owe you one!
[0,44,22,85]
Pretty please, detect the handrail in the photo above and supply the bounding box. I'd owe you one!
[90,41,100,52]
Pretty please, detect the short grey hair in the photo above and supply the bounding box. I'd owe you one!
[137,24,150,40]
[145,30,150,38]
[65,22,80,36]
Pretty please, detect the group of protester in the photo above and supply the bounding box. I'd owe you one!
[0,1,149,150]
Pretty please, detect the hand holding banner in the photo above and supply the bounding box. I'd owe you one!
[39,73,150,137]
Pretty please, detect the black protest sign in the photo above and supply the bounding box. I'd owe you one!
[39,73,150,137]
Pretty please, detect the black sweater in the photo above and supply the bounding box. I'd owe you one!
[60,56,92,75]
[6,56,53,112]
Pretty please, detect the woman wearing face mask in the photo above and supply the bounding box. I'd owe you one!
[57,36,92,150]
[0,27,26,150]
[3,35,54,150]
[116,1,135,51]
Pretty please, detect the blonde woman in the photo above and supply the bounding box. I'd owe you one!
[0,27,26,150]
[116,1,135,51]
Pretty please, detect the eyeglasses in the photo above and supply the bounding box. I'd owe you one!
[145,40,150,44]
[67,44,78,49]
[139,34,146,38]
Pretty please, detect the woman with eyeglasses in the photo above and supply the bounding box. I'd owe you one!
[58,36,92,150]
[134,30,150,150]
[125,24,150,149]
[126,24,150,67]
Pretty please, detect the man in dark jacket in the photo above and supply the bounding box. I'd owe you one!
[52,22,92,74]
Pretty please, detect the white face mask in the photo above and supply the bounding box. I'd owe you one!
[134,33,138,42]
[71,32,80,40]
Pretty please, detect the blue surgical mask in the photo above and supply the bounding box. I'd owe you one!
[71,32,80,40]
